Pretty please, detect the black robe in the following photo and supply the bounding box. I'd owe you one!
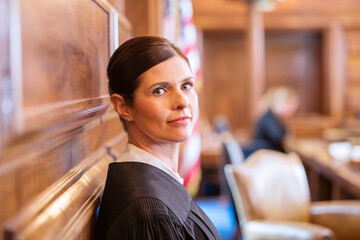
[243,109,287,157]
[95,162,221,240]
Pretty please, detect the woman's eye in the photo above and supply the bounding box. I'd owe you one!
[152,88,165,95]
[181,82,193,90]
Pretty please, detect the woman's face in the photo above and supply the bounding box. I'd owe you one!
[127,56,198,144]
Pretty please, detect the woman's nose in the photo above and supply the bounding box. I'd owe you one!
[172,89,189,110]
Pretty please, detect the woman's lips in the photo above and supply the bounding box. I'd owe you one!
[167,116,191,125]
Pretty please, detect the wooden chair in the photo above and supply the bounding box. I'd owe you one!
[224,149,360,240]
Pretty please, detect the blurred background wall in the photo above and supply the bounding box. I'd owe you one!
[194,0,360,138]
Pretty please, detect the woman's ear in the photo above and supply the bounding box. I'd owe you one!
[110,94,133,121]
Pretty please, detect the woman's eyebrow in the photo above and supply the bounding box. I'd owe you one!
[181,77,195,83]
[147,77,194,89]
[147,82,169,89]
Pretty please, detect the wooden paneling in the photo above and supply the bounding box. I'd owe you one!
[107,0,124,13]
[21,0,110,108]
[124,0,165,37]
[125,0,149,37]
[201,30,326,133]
[0,0,132,239]
[345,29,360,117]
[118,14,133,45]
[4,148,113,240]
[194,0,359,135]
[201,31,250,131]
[0,111,125,234]
[194,0,360,30]
[265,31,323,114]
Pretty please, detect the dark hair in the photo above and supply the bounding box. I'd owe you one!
[107,36,189,103]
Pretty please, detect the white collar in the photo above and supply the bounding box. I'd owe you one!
[116,144,184,185]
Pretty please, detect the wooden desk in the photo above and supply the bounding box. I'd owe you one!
[285,138,360,201]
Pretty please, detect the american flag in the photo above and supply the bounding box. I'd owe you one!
[164,0,202,196]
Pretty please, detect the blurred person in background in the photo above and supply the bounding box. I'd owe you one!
[243,86,299,158]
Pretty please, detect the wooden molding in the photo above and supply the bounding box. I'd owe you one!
[4,147,113,240]
[1,97,110,161]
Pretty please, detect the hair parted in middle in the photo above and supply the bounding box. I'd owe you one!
[107,36,190,104]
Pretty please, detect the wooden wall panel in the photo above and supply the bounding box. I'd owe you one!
[0,113,125,234]
[194,0,359,135]
[125,0,149,37]
[4,148,113,240]
[107,0,124,13]
[118,14,133,45]
[345,29,360,117]
[265,32,323,114]
[21,0,110,107]
[124,0,165,37]
[201,31,250,131]
[201,30,325,133]
[0,0,133,239]
[194,0,360,30]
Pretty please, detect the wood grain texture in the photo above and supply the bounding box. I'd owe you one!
[4,148,114,240]
[118,14,133,45]
[285,138,360,200]
[0,0,131,239]
[124,0,165,37]
[21,0,110,107]
[0,112,126,231]
[265,32,323,114]
[107,0,124,13]
[125,0,149,37]
[344,29,360,118]
[201,31,251,131]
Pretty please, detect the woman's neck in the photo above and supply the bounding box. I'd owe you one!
[128,136,180,173]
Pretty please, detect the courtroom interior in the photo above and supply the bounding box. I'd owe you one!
[1,0,360,239]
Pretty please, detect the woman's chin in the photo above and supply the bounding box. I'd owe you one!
[171,132,192,143]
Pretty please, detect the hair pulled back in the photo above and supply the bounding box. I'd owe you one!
[107,36,189,105]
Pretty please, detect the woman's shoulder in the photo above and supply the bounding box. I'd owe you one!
[102,162,192,221]
[120,197,180,222]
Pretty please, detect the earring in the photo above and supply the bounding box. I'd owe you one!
[121,115,130,121]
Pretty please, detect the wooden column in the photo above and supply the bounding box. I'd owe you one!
[247,4,265,121]
[125,0,165,37]
[323,22,346,119]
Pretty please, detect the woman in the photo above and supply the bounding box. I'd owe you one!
[95,36,220,240]
[243,86,299,158]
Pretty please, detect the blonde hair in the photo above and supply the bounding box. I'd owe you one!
[257,86,299,116]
